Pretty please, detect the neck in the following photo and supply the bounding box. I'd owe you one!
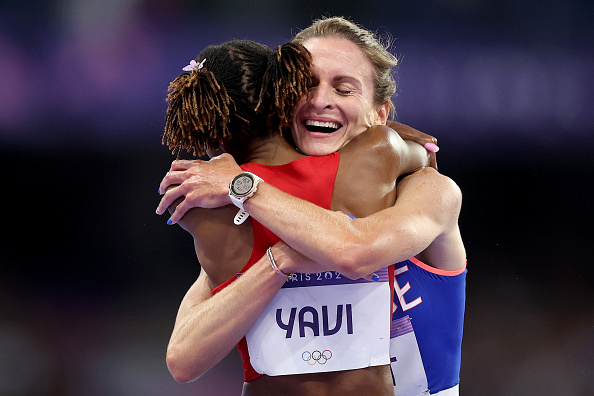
[244,134,305,165]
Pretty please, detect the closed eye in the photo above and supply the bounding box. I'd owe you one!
[335,82,356,95]
[336,88,353,94]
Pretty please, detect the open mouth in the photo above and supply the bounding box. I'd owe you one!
[304,120,342,133]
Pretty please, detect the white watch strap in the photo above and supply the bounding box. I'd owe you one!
[230,195,245,211]
[234,209,250,225]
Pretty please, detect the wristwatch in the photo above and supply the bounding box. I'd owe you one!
[229,172,263,224]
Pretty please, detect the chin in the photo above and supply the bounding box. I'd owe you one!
[292,128,345,156]
[299,142,340,157]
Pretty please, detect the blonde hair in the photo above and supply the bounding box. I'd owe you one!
[293,16,399,118]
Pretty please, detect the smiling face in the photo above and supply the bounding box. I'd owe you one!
[290,36,389,156]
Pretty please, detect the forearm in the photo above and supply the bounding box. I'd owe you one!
[166,254,287,383]
[243,183,433,278]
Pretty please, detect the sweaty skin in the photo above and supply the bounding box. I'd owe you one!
[163,126,435,395]
[160,34,462,395]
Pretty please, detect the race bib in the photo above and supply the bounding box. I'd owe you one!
[390,316,428,395]
[246,268,391,376]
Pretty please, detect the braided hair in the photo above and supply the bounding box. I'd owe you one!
[163,40,312,158]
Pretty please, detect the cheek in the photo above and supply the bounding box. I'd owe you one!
[363,113,376,126]
[361,104,382,126]
[348,108,376,137]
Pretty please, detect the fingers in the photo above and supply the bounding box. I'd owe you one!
[167,199,191,225]
[423,138,438,170]
[362,273,380,282]
[156,185,184,215]
[157,154,240,224]
[160,159,207,194]
[424,142,439,153]
[158,170,193,195]
[429,152,438,170]
[169,159,204,171]
[209,152,232,161]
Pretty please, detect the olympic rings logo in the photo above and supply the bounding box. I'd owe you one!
[302,350,332,365]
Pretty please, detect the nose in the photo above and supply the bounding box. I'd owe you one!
[307,83,333,110]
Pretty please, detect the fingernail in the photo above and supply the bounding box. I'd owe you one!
[372,274,380,282]
[424,143,439,153]
[167,218,173,225]
[158,187,161,194]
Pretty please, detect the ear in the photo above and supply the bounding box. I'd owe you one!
[376,102,390,125]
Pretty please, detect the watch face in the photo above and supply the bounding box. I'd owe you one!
[232,175,254,196]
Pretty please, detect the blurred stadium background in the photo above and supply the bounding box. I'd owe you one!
[1,0,592,394]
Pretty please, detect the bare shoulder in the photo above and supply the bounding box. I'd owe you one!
[338,125,403,182]
[334,125,402,217]
[341,125,402,159]
[398,168,461,205]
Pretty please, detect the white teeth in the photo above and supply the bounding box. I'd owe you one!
[305,120,341,129]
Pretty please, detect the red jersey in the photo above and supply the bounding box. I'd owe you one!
[212,153,340,381]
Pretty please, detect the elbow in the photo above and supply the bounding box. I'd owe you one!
[335,260,367,280]
[339,258,374,280]
[327,239,376,280]
[166,347,201,384]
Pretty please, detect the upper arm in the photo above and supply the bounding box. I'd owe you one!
[395,168,462,229]
[332,168,463,270]
[390,168,465,270]
[174,204,254,286]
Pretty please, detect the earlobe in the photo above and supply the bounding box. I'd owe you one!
[376,103,390,125]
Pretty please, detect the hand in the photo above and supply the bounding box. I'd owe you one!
[271,242,380,282]
[387,121,438,170]
[156,153,242,224]
[270,242,320,276]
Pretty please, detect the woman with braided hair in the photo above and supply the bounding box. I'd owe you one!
[163,39,311,164]
[160,39,433,394]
